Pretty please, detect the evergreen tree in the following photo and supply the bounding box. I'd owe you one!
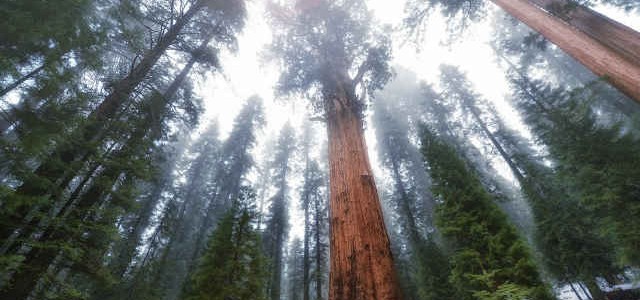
[287,238,305,300]
[269,1,400,297]
[372,71,453,300]
[440,64,622,299]
[156,96,264,300]
[183,187,268,300]
[512,75,640,267]
[263,123,296,300]
[298,121,329,300]
[420,129,552,300]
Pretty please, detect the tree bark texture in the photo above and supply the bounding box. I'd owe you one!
[528,0,640,65]
[490,0,640,103]
[325,87,400,300]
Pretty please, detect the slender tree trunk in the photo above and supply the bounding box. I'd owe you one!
[490,0,640,102]
[0,51,202,298]
[584,278,605,300]
[467,107,527,183]
[0,1,204,247]
[569,281,586,300]
[314,196,324,300]
[303,198,311,300]
[325,81,400,300]
[302,149,311,300]
[0,65,45,98]
[529,0,640,65]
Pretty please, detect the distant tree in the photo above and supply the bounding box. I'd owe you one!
[183,187,268,300]
[269,0,400,297]
[372,72,453,300]
[263,123,295,300]
[156,96,264,300]
[298,122,329,300]
[287,238,305,300]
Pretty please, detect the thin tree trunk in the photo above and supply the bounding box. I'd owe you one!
[325,81,400,300]
[490,0,640,102]
[529,0,640,65]
[0,1,204,246]
[0,51,201,298]
[569,281,586,300]
[0,65,45,98]
[584,278,605,300]
[314,195,324,300]
[302,148,311,300]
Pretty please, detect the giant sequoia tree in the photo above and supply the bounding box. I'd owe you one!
[269,0,400,298]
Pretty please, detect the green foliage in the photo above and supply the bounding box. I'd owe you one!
[183,188,268,300]
[516,79,640,266]
[412,238,454,300]
[421,129,552,300]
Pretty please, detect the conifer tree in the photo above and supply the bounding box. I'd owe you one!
[372,72,453,300]
[263,123,295,300]
[440,65,621,299]
[156,96,264,300]
[421,129,552,300]
[269,1,400,297]
[183,187,268,300]
[512,75,640,267]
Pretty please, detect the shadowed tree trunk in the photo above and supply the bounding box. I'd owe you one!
[325,78,400,300]
[0,0,205,247]
[490,0,640,102]
[529,0,640,65]
[0,48,203,298]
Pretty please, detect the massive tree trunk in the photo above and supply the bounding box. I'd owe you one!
[325,80,400,300]
[529,0,640,65]
[490,0,640,102]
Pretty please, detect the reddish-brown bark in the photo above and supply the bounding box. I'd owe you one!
[529,0,640,65]
[325,83,400,300]
[491,0,640,103]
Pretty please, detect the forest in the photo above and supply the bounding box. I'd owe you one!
[0,0,639,299]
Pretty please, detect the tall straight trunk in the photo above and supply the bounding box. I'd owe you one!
[314,196,323,300]
[389,157,421,246]
[0,53,201,298]
[303,200,311,300]
[584,278,605,300]
[269,221,284,300]
[302,152,311,300]
[529,0,640,65]
[325,82,400,300]
[0,65,45,98]
[490,0,640,102]
[0,0,204,246]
